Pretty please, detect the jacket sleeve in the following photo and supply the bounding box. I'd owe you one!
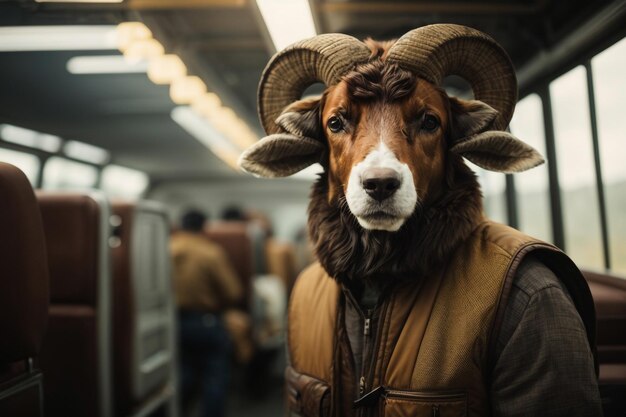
[490,257,603,417]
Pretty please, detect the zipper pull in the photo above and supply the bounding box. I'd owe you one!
[364,309,372,336]
[359,376,365,396]
[432,405,440,417]
[353,385,385,409]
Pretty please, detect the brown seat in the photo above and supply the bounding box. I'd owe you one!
[110,201,177,417]
[204,221,256,310]
[583,269,626,415]
[0,163,49,417]
[266,239,298,294]
[584,270,626,374]
[37,192,113,417]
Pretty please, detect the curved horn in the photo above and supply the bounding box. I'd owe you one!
[386,24,517,131]
[258,34,371,134]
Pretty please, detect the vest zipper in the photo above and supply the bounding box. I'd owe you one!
[361,303,388,417]
[359,308,373,417]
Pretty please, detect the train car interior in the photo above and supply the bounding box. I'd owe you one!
[0,0,625,416]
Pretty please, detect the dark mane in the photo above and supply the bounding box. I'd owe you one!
[307,155,484,285]
[342,39,415,102]
[343,60,416,102]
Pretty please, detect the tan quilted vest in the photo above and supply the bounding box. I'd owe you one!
[287,221,596,417]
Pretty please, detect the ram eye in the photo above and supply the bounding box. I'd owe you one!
[327,116,344,133]
[421,114,440,132]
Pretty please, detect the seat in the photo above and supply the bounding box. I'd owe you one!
[0,163,49,417]
[583,269,626,415]
[204,221,256,311]
[37,192,113,417]
[110,201,177,417]
[266,239,298,294]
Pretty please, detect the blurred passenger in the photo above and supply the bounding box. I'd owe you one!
[171,209,243,417]
[221,205,246,222]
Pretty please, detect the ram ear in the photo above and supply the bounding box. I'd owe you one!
[276,96,323,139]
[239,96,325,178]
[450,131,544,173]
[238,133,325,178]
[449,97,499,140]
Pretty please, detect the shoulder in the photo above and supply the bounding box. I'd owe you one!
[490,256,602,415]
[290,263,339,312]
[495,255,584,360]
[293,262,335,294]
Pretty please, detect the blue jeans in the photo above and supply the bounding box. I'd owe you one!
[178,311,231,417]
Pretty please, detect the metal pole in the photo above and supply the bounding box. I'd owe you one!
[584,61,611,269]
[505,175,519,229]
[539,86,566,250]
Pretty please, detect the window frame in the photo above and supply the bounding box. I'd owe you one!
[507,36,625,270]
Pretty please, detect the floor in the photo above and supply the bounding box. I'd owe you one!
[182,347,286,417]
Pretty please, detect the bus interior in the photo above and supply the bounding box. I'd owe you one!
[0,0,625,416]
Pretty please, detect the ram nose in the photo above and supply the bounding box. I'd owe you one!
[361,168,401,202]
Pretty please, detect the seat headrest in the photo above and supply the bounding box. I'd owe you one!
[0,162,49,362]
[37,193,105,304]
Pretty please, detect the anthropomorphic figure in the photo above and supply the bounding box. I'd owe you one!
[239,24,602,416]
[171,209,243,417]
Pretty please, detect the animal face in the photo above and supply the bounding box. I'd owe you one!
[239,36,544,233]
[322,79,448,231]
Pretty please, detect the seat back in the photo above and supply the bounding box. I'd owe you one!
[111,201,176,417]
[266,239,298,294]
[204,221,256,310]
[37,192,113,417]
[583,269,626,415]
[0,163,49,417]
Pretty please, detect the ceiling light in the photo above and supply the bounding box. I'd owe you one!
[191,93,222,117]
[204,109,258,150]
[170,76,207,105]
[147,54,187,84]
[123,38,164,62]
[171,106,241,170]
[116,21,152,52]
[0,25,118,52]
[0,124,63,153]
[255,0,317,51]
[67,55,149,74]
[63,140,110,164]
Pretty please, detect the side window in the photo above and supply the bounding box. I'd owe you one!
[42,157,98,190]
[510,94,552,243]
[550,66,603,268]
[471,164,507,224]
[0,148,40,186]
[593,37,626,274]
[101,165,149,199]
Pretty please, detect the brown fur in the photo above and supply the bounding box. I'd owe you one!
[308,156,483,284]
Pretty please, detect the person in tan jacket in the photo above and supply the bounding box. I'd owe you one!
[171,209,242,417]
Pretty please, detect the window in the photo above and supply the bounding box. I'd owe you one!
[510,94,552,243]
[42,157,98,190]
[0,148,40,186]
[551,66,603,268]
[101,164,149,199]
[470,163,507,224]
[593,37,626,274]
